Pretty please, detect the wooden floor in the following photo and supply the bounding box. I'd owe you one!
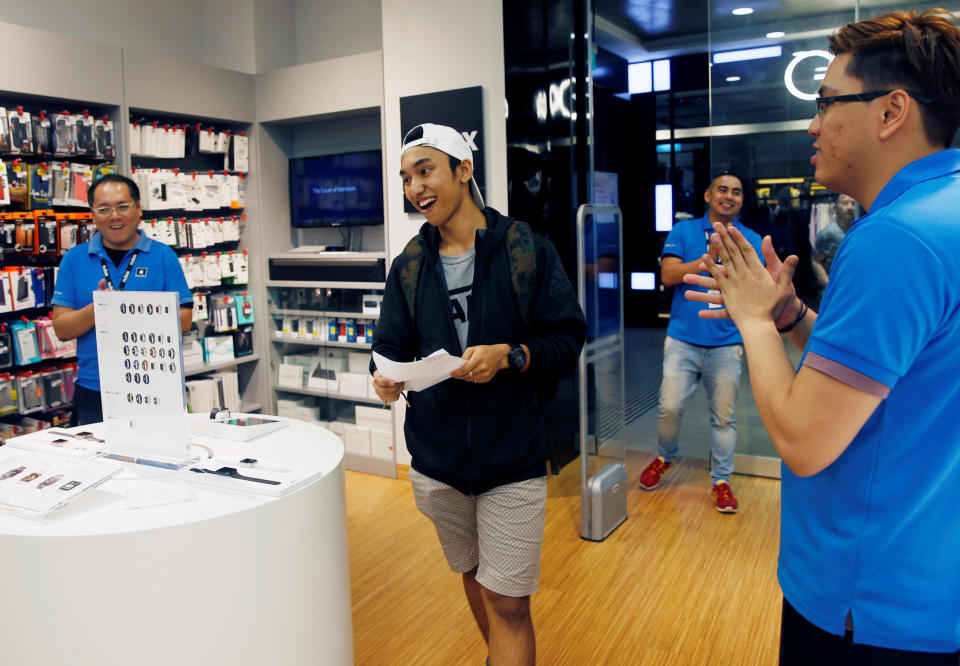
[347,451,782,665]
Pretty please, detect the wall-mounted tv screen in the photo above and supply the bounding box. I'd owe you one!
[289,150,384,227]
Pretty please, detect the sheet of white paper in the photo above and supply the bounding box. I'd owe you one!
[372,349,467,392]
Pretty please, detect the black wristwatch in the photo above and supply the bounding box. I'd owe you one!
[191,466,281,485]
[507,344,527,372]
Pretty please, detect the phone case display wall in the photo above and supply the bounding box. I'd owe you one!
[93,290,191,462]
[0,209,98,257]
[0,262,79,426]
[0,363,76,440]
[141,214,242,249]
[0,160,118,210]
[179,249,249,290]
[1,105,115,159]
[0,95,119,433]
[128,113,260,406]
[179,289,254,370]
[132,169,245,211]
[129,120,247,173]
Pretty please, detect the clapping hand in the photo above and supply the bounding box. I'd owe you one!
[683,223,801,329]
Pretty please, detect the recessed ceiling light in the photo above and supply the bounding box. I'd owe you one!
[732,7,754,16]
[766,31,785,38]
[726,76,742,82]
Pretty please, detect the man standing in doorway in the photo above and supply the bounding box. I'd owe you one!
[685,9,960,662]
[640,174,763,513]
[52,174,193,425]
[371,124,585,665]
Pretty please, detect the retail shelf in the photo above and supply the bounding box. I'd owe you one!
[273,384,381,405]
[270,337,371,350]
[266,280,385,290]
[184,353,259,377]
[190,283,250,292]
[269,251,386,263]
[268,309,378,320]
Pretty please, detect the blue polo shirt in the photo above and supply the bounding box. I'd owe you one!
[52,231,192,391]
[661,215,763,346]
[782,149,960,653]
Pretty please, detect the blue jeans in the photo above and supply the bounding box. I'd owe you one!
[657,336,744,484]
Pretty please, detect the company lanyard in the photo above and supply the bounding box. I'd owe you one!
[704,228,724,264]
[100,250,140,291]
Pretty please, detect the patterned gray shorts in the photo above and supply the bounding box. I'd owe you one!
[409,468,548,598]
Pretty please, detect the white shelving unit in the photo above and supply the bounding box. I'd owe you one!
[267,251,386,262]
[271,309,379,320]
[266,280,385,290]
[271,384,383,405]
[184,353,260,378]
[270,337,371,350]
[253,56,395,477]
[266,245,394,477]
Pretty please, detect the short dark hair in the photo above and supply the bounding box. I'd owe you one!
[88,173,140,206]
[708,173,741,190]
[829,9,960,147]
[448,155,462,174]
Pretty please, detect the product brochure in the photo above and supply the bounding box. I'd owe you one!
[372,349,467,392]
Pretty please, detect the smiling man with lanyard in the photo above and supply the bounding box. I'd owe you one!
[52,174,192,425]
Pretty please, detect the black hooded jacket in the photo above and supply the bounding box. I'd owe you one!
[372,207,586,495]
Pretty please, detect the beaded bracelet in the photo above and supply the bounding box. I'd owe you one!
[777,301,808,333]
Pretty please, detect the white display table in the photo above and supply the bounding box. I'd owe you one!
[0,414,353,666]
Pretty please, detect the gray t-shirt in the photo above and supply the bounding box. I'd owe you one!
[440,246,476,352]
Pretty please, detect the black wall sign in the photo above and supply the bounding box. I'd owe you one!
[399,86,485,213]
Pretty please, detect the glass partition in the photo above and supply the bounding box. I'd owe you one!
[703,1,960,465]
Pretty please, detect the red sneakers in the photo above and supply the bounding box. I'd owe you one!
[712,481,738,513]
[639,456,673,490]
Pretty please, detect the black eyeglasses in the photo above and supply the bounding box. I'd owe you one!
[815,89,933,116]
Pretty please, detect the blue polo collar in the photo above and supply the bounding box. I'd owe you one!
[869,148,960,213]
[700,214,740,231]
[87,230,153,258]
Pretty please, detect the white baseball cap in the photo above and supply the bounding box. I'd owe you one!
[401,123,485,209]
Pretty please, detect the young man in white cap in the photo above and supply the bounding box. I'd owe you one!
[372,123,585,665]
